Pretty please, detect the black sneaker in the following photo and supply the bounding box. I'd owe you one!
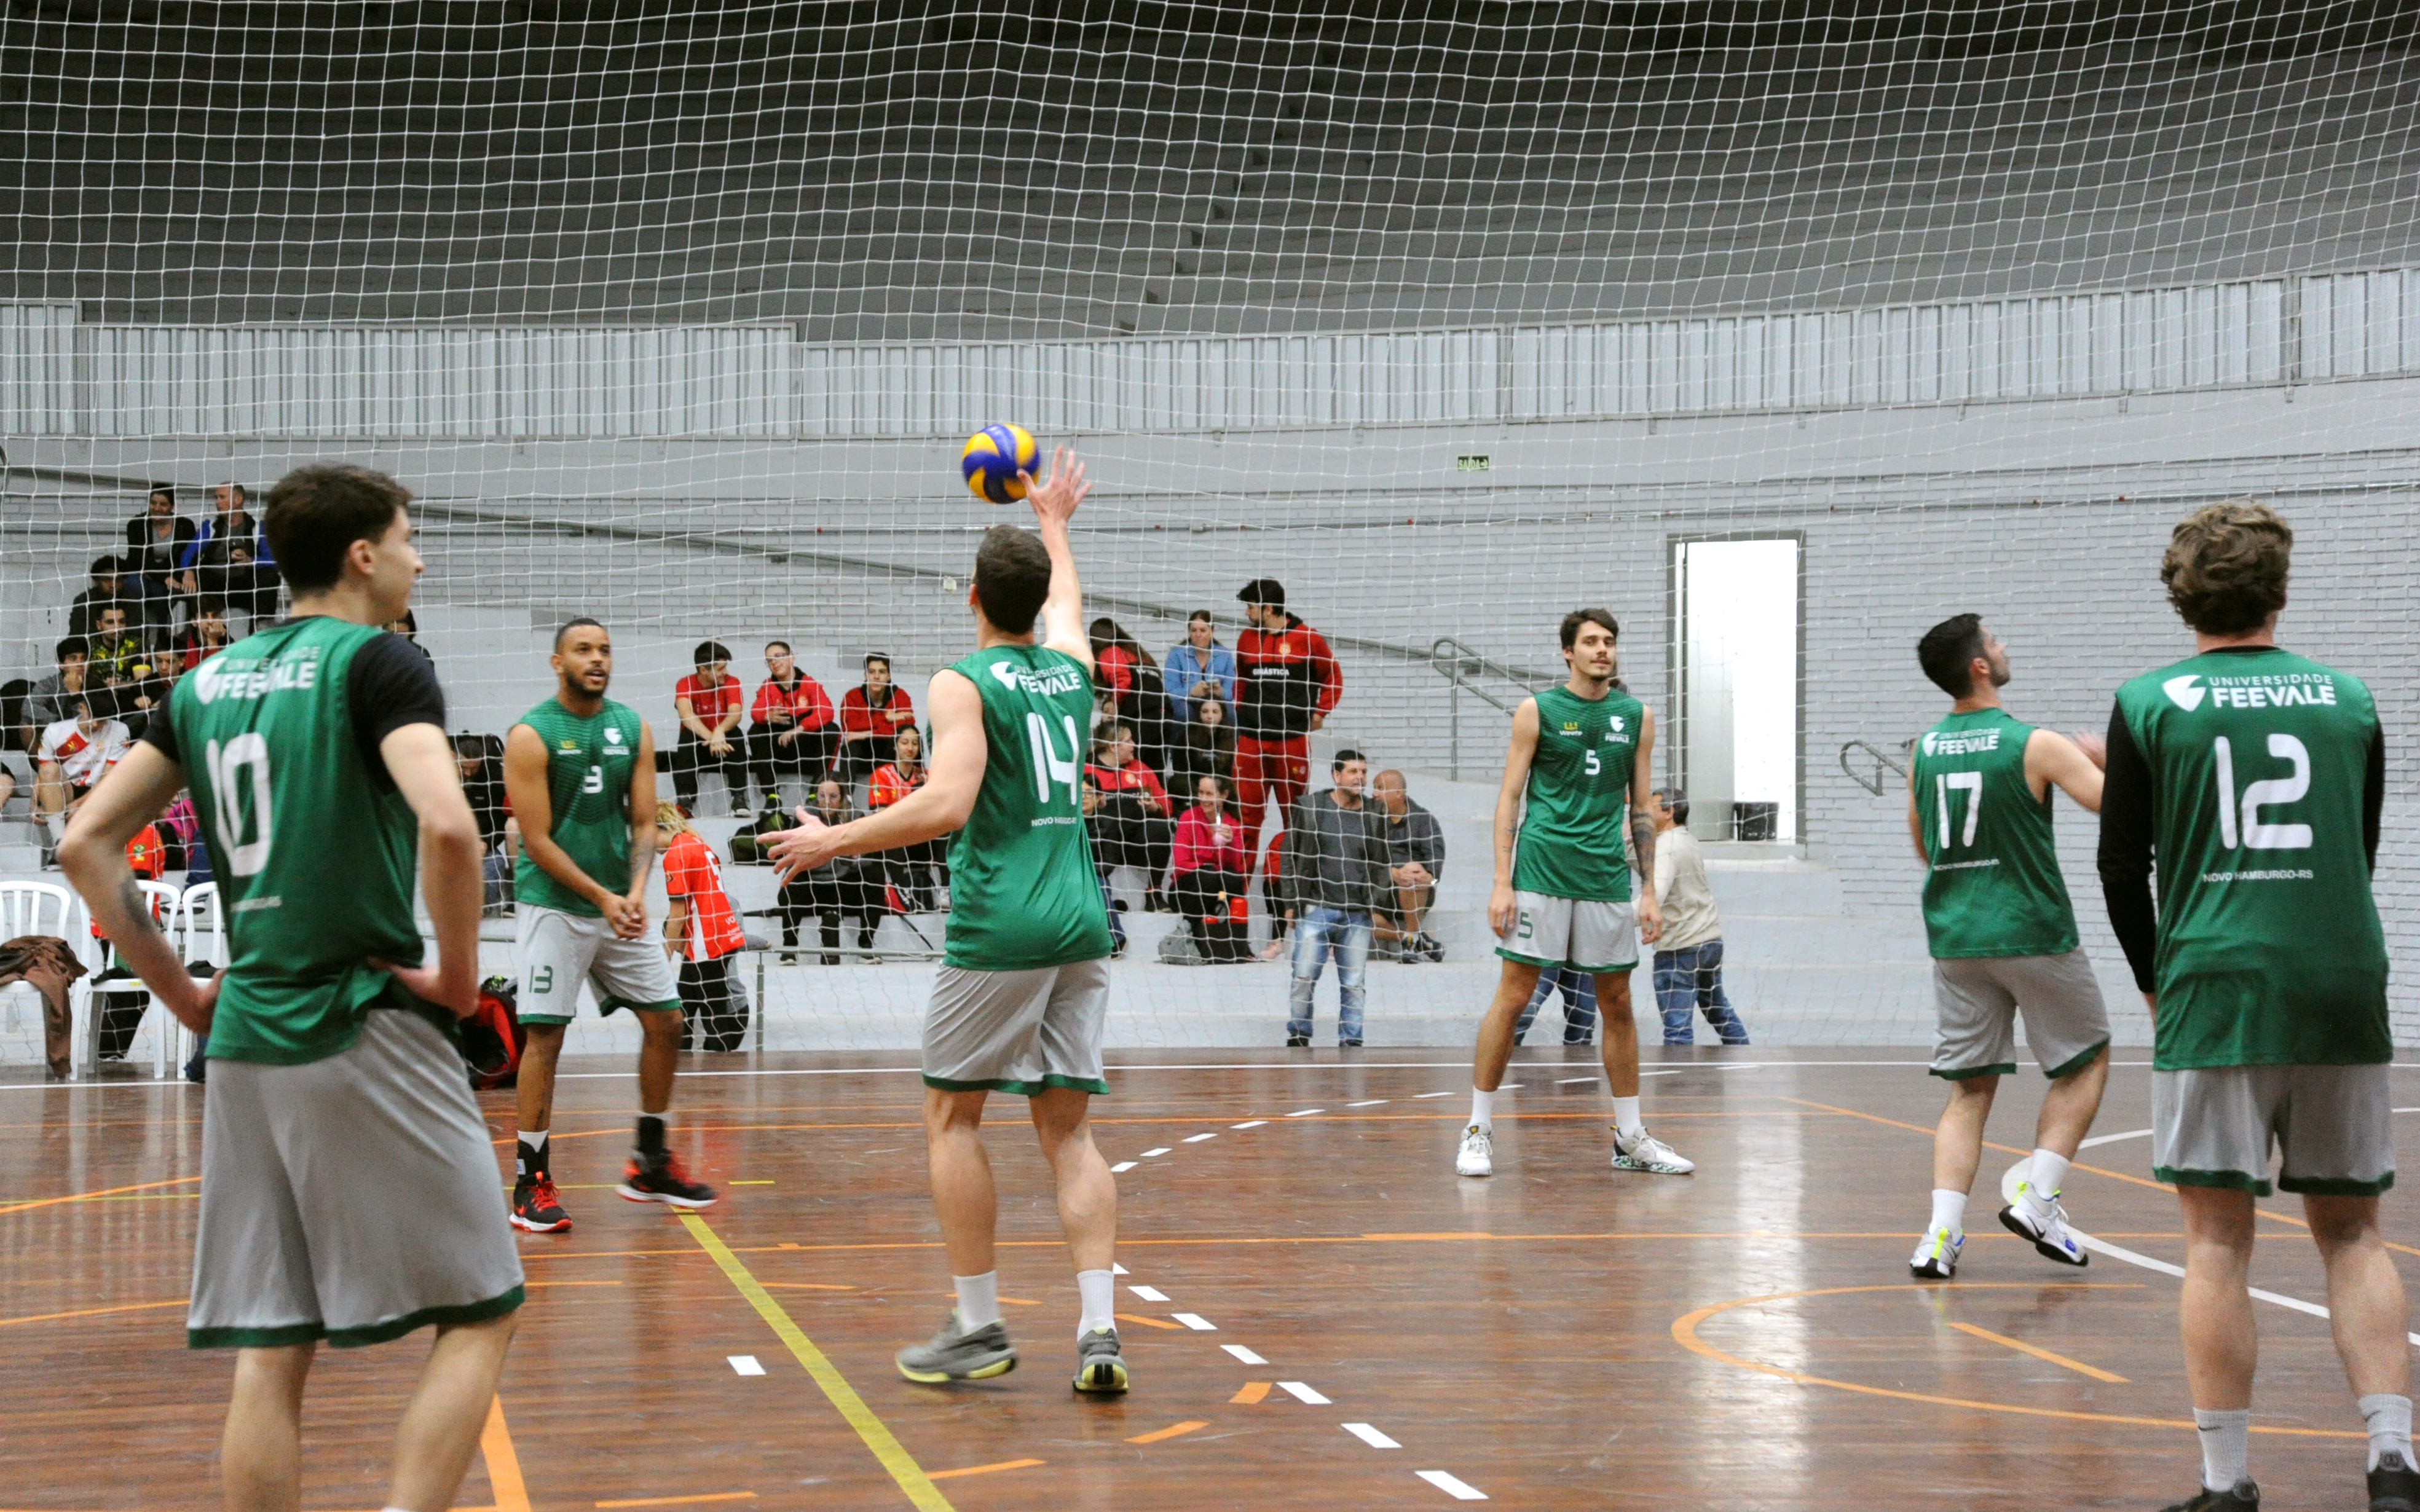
[1072,1324,1129,1393]
[511,1173,573,1233]
[1285,1034,1311,1047]
[2160,1482,2258,1511]
[1340,1038,1364,1048]
[617,1151,718,1208]
[2372,1451,2420,1512]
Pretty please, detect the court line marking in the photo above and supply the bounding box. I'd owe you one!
[1276,1380,1330,1404]
[2071,1229,2420,1349]
[1115,1312,1184,1330]
[0,1175,199,1216]
[0,1297,187,1328]
[1673,1283,2359,1438]
[1140,1147,1172,1157]
[1346,1099,1389,1107]
[1344,1422,1400,1448]
[1172,1312,1217,1331]
[1947,1320,2129,1382]
[1230,1381,1272,1404]
[2079,1127,2154,1148]
[594,1495,758,1508]
[676,1213,955,1512]
[1126,1420,1208,1444]
[1129,1285,1170,1302]
[1183,1133,1218,1143]
[926,1460,1043,1481]
[1111,1161,1138,1172]
[1222,1344,1267,1364]
[1231,1120,1267,1128]
[728,1355,765,1376]
[1414,1090,1458,1098]
[481,1396,533,1512]
[1285,1108,1325,1116]
[1416,1469,1489,1500]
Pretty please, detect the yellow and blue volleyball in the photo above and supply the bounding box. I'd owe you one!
[960,422,1039,503]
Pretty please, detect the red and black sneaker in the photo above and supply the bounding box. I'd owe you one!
[617,1151,717,1209]
[511,1173,573,1233]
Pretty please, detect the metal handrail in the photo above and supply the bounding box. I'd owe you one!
[1431,636,1559,779]
[1839,738,1914,796]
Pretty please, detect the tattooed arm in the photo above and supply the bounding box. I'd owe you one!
[56,742,219,1033]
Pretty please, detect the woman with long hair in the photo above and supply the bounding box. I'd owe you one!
[1169,773,1253,962]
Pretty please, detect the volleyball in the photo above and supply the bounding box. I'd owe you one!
[960,422,1039,503]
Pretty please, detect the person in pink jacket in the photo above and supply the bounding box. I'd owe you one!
[1169,773,1254,963]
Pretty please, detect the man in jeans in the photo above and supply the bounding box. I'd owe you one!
[1649,789,1749,1045]
[1278,749,1389,1047]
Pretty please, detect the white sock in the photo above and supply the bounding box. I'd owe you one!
[1076,1269,1116,1337]
[1469,1088,1495,1128]
[1612,1096,1643,1139]
[2026,1148,2071,1210]
[2361,1393,2413,1472]
[44,813,67,844]
[1929,1187,1968,1238]
[2196,1407,2252,1490]
[953,1272,1001,1331]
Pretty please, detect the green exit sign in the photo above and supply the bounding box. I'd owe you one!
[1456,454,1491,472]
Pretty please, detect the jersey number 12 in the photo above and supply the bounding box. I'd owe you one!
[2213,733,2312,850]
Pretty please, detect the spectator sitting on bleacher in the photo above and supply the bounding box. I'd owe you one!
[1091,617,1173,774]
[453,733,514,912]
[1086,721,1174,912]
[1172,693,1237,790]
[835,653,915,786]
[869,726,948,913]
[34,690,130,860]
[127,487,197,644]
[1371,769,1445,963]
[84,605,145,688]
[749,640,835,815]
[1164,610,1238,726]
[20,639,90,753]
[177,605,232,671]
[69,556,148,643]
[671,639,749,817]
[775,778,886,964]
[175,481,279,630]
[100,650,167,742]
[1170,773,1253,963]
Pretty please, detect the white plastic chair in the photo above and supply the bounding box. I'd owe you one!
[0,881,75,1043]
[70,881,181,1078]
[170,882,226,1076]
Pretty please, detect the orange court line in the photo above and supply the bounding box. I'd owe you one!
[1126,1420,1210,1444]
[0,1175,199,1216]
[1115,1312,1185,1329]
[926,1460,1044,1481]
[481,1396,533,1512]
[0,1298,187,1328]
[1230,1382,1272,1404]
[1949,1320,2129,1383]
[596,1495,759,1508]
[1674,1283,2359,1438]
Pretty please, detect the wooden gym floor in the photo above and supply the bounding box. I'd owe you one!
[7,1047,2414,1511]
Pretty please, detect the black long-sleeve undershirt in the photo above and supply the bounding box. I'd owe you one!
[2095,650,2385,993]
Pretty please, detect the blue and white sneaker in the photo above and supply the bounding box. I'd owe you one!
[1998,1184,2089,1266]
[1909,1224,1964,1280]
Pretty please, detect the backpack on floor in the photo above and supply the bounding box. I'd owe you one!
[464,975,527,1089]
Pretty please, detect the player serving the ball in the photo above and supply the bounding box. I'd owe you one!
[771,439,1130,1396]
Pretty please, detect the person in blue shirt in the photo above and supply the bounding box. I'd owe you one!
[173,481,280,629]
[1164,610,1237,727]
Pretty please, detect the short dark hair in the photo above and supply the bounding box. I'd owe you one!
[972,524,1052,634]
[221,481,248,503]
[1917,613,1988,697]
[2163,500,2292,634]
[693,640,732,667]
[1332,747,1366,771]
[1653,787,1690,824]
[1559,607,1618,650]
[57,636,88,663]
[863,652,892,673]
[91,554,121,578]
[765,639,791,656]
[554,616,605,650]
[262,465,411,594]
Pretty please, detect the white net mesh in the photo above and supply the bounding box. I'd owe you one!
[6,6,2417,1064]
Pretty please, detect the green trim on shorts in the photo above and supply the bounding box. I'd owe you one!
[1495,947,1638,974]
[188,1283,524,1352]
[1931,1061,2017,1082]
[516,1012,574,1027]
[1041,1074,1111,1095]
[599,995,680,1017]
[2279,1171,2395,1197]
[921,1074,1111,1097]
[2042,1039,2110,1081]
[2155,1165,2274,1197]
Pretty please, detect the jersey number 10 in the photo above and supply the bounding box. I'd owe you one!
[203,734,274,877]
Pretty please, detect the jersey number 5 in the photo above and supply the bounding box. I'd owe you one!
[1027,712,1083,805]
[1933,771,1982,850]
[203,733,274,877]
[2213,733,2312,849]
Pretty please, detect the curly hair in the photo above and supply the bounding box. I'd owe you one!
[2161,501,2292,635]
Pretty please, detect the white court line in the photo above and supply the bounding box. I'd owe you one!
[1111,1161,1138,1173]
[1285,1108,1326,1117]
[1346,1099,1389,1107]
[1113,1263,1129,1275]
[728,1355,765,1376]
[1343,1423,1400,1449]
[2079,1127,2154,1148]
[1129,1285,1170,1302]
[1555,1076,1598,1084]
[1232,1120,1268,1128]
[1222,1344,1267,1365]
[2075,1229,2420,1348]
[1414,1090,1459,1098]
[1417,1469,1489,1500]
[1173,1313,1217,1331]
[1277,1380,1331,1404]
[1183,1132,1218,1143]
[1140,1147,1173,1157]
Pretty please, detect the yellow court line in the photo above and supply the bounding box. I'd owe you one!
[1229,1382,1272,1404]
[926,1460,1044,1481]
[482,1396,532,1512]
[1126,1420,1209,1444]
[678,1212,955,1512]
[596,1495,759,1508]
[0,1175,199,1216]
[0,1297,187,1328]
[1949,1320,2129,1383]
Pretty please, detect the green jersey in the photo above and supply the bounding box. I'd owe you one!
[512,696,644,916]
[1911,709,2079,959]
[166,618,433,1065]
[942,644,1114,971]
[1512,684,1643,902]
[2114,647,2388,1068]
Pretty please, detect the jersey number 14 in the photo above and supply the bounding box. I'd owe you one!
[1027,712,1083,805]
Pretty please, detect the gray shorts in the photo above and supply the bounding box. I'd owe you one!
[2153,1063,2394,1197]
[924,956,1111,1096]
[189,1009,525,1349]
[1930,948,2111,1081]
[516,903,680,1025]
[1497,892,1638,973]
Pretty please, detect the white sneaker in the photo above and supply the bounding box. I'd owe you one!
[1455,1124,1494,1177]
[1998,1185,2089,1266]
[1909,1225,1964,1280]
[1610,1127,1694,1175]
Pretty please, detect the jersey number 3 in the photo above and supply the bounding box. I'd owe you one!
[203,734,274,877]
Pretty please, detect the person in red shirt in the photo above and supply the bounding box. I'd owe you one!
[177,605,232,671]
[1231,578,1342,843]
[89,820,170,1061]
[747,640,836,814]
[835,653,916,787]
[1085,722,1173,909]
[1169,773,1253,962]
[868,726,947,912]
[671,640,749,816]
[657,803,749,1052]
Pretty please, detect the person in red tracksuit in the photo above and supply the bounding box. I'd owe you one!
[1231,578,1342,842]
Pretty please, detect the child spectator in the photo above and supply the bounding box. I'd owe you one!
[869,726,947,912]
[1086,721,1174,909]
[1163,610,1238,726]
[657,803,749,1051]
[748,640,835,814]
[671,640,749,816]
[835,653,916,787]
[1170,773,1253,962]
